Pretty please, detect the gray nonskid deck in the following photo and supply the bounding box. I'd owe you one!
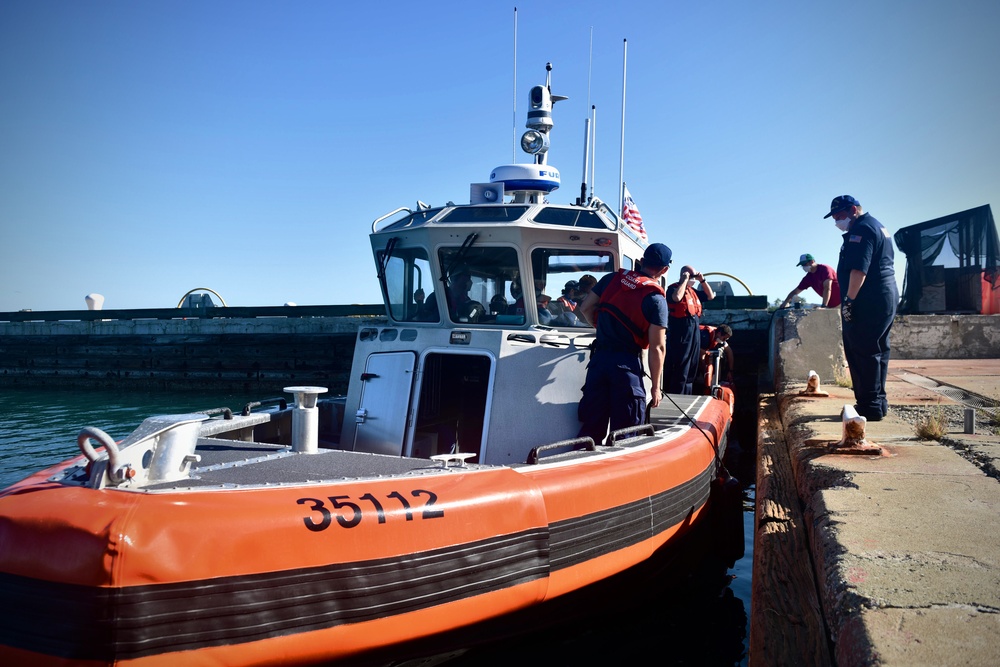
[58,393,717,493]
[141,440,493,491]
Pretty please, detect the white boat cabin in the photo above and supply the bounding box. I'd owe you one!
[339,71,665,467]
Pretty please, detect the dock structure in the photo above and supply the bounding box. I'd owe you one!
[755,309,1000,666]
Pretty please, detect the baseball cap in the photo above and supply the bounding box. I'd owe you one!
[823,195,860,219]
[563,280,579,293]
[796,253,815,266]
[642,243,673,269]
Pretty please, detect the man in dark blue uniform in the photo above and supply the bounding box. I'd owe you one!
[576,243,672,446]
[826,195,898,421]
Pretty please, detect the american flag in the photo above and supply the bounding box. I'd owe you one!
[621,184,647,241]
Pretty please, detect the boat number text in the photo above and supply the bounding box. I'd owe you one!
[296,490,444,531]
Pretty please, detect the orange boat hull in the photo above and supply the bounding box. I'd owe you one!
[0,400,729,666]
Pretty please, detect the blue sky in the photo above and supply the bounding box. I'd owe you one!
[2,0,998,312]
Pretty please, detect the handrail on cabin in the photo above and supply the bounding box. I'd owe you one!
[371,207,414,233]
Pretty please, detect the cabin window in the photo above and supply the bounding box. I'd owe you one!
[430,247,525,325]
[532,208,616,230]
[379,246,437,322]
[529,248,615,327]
[438,206,530,224]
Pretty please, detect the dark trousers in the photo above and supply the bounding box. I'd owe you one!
[577,349,646,446]
[843,290,897,417]
[666,315,699,394]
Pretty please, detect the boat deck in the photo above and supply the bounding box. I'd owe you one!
[54,395,716,492]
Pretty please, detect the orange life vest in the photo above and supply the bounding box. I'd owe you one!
[667,284,702,319]
[596,269,666,349]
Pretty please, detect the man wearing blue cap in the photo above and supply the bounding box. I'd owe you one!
[825,195,898,421]
[576,242,672,445]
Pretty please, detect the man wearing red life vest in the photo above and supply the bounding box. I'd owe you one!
[666,265,714,394]
[576,243,672,446]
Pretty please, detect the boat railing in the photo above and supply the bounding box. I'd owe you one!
[527,436,596,464]
[372,206,414,233]
[607,423,655,445]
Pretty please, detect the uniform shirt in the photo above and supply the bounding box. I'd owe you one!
[592,272,669,354]
[796,264,842,307]
[837,213,897,305]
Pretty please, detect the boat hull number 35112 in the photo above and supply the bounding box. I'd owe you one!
[297,489,445,531]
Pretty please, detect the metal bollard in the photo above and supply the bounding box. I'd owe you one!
[285,386,329,454]
[838,404,868,448]
[964,408,976,435]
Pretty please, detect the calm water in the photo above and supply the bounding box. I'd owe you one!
[0,387,753,665]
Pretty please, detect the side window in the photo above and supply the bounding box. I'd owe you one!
[437,247,524,325]
[378,247,437,323]
[529,249,615,327]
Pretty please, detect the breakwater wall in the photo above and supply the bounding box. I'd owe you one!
[0,305,775,394]
[0,305,386,394]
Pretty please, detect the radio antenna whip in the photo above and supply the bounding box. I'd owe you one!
[618,38,627,215]
[512,7,518,162]
[579,27,594,205]
[591,105,597,202]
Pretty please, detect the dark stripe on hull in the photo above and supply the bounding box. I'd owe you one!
[0,461,715,661]
[1,529,550,661]
[549,463,714,570]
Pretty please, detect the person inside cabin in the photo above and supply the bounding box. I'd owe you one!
[665,265,714,394]
[779,253,842,309]
[576,243,672,446]
[577,274,597,303]
[695,323,735,393]
[537,293,554,325]
[417,267,483,323]
[513,278,554,323]
[557,281,579,312]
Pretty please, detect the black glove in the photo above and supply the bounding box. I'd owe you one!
[841,297,854,323]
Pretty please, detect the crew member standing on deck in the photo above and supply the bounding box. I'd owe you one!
[666,265,714,394]
[576,243,672,446]
[826,195,898,421]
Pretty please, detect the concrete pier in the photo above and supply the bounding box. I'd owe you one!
[754,310,1000,665]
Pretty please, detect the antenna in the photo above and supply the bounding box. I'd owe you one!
[591,105,597,202]
[579,26,594,205]
[619,38,627,214]
[578,116,590,205]
[512,7,518,162]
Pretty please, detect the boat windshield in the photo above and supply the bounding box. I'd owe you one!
[529,248,616,327]
[379,246,438,322]
[531,207,615,230]
[438,206,529,224]
[434,247,525,325]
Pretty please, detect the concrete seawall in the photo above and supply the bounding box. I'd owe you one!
[0,307,776,394]
[0,312,387,393]
[753,310,1000,665]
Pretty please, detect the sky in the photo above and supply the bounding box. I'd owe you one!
[2,0,998,312]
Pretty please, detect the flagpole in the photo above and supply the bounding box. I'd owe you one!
[618,38,627,215]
